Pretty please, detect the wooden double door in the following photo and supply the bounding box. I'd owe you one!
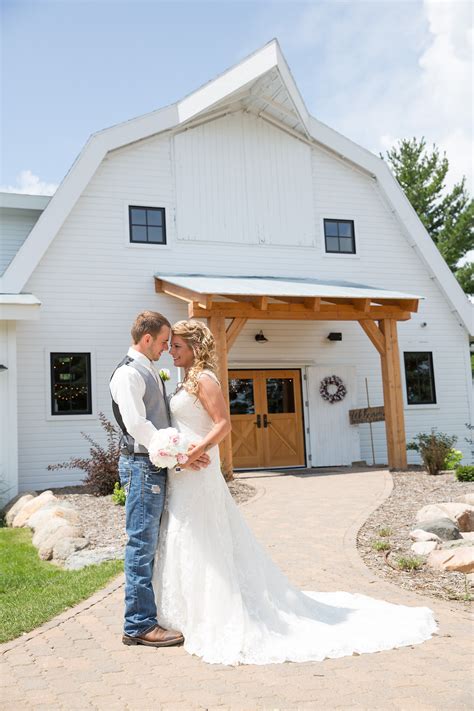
[229,369,306,469]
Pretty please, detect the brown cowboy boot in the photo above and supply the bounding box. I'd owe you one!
[122,624,184,648]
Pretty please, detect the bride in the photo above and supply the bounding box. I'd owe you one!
[153,319,438,666]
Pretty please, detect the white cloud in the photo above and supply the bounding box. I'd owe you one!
[265,0,473,193]
[0,169,58,195]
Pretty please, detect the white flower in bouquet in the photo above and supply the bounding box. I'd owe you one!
[149,427,190,469]
[159,368,171,382]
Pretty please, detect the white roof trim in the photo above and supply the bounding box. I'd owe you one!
[0,294,41,320]
[155,274,422,301]
[0,193,51,210]
[1,39,472,335]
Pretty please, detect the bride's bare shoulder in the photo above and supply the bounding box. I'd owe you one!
[198,369,220,386]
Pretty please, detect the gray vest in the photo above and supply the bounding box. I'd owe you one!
[111,356,171,454]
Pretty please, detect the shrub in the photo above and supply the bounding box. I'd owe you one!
[407,430,458,475]
[112,482,126,506]
[456,465,474,482]
[443,449,463,471]
[48,413,120,496]
[396,556,423,571]
[377,527,392,537]
[372,540,391,551]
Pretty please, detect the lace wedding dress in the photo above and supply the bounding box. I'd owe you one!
[153,372,438,666]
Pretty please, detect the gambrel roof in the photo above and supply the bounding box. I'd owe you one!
[1,39,472,334]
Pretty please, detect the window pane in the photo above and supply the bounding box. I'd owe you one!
[131,225,147,242]
[147,226,164,243]
[229,378,255,415]
[325,221,338,236]
[338,222,353,237]
[147,209,162,226]
[339,237,354,253]
[130,208,147,225]
[326,236,339,252]
[266,378,295,413]
[51,353,91,415]
[404,352,436,404]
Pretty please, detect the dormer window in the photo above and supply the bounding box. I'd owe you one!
[129,206,167,244]
[324,219,355,254]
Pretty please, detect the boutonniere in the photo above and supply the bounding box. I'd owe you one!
[159,368,171,382]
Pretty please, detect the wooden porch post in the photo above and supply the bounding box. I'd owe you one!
[379,319,407,470]
[208,314,234,481]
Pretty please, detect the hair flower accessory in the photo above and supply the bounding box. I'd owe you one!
[159,368,171,382]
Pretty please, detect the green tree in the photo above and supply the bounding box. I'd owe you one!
[383,138,474,295]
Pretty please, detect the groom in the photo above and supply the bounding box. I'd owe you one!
[110,311,209,647]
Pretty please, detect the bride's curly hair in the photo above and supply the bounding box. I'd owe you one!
[172,320,219,396]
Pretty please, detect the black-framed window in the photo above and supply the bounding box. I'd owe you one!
[324,219,356,254]
[404,352,436,405]
[129,206,166,244]
[50,353,92,415]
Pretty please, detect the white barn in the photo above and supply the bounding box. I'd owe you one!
[1,40,472,498]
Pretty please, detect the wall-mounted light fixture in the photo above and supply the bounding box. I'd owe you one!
[0,364,8,371]
[255,330,268,343]
[327,332,342,342]
[420,322,427,328]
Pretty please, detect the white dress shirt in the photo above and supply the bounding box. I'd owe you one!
[110,347,166,452]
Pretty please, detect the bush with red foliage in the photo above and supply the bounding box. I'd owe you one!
[47,413,121,496]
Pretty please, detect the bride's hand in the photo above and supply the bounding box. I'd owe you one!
[182,442,211,469]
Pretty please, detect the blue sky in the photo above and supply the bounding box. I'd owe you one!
[1,0,472,195]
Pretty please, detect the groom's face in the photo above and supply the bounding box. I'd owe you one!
[146,326,170,361]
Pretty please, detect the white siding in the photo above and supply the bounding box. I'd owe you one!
[0,207,42,274]
[174,113,314,246]
[15,112,473,490]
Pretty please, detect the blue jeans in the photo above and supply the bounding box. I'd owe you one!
[118,455,167,636]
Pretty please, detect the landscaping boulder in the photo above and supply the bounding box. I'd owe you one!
[64,546,124,570]
[409,529,441,543]
[4,493,36,526]
[410,541,438,556]
[439,539,474,550]
[416,503,474,533]
[426,547,474,574]
[454,493,474,506]
[32,516,73,548]
[52,537,90,561]
[37,525,84,560]
[12,491,57,527]
[28,502,80,531]
[416,517,462,540]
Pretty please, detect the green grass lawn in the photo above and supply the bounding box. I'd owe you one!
[0,528,123,643]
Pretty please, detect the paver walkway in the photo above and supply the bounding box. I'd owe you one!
[1,468,473,710]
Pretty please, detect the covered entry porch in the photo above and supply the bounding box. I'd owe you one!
[155,275,420,480]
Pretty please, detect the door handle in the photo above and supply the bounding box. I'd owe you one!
[263,414,271,428]
[254,414,262,428]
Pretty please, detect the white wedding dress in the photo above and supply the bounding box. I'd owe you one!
[153,372,438,666]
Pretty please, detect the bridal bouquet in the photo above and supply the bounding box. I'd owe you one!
[149,427,190,469]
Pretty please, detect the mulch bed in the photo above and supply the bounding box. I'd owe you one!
[356,468,474,609]
[52,478,256,553]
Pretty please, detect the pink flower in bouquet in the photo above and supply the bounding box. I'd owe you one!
[176,452,188,464]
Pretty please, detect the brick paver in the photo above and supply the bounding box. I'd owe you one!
[1,468,473,710]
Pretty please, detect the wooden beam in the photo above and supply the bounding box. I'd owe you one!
[226,295,268,310]
[379,319,407,470]
[352,298,371,312]
[226,318,247,351]
[373,298,419,312]
[359,320,386,356]
[208,314,233,481]
[155,278,212,309]
[189,302,411,321]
